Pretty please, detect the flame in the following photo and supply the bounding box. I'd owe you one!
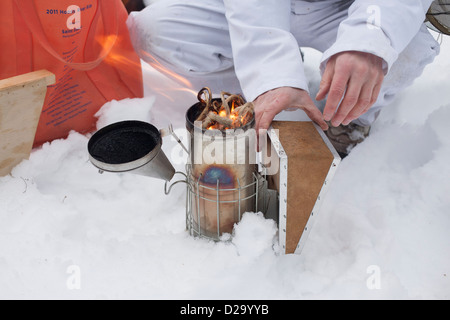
[139,50,193,89]
[96,35,197,101]
[206,100,253,130]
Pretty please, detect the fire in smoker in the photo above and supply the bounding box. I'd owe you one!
[195,87,255,130]
[186,88,258,239]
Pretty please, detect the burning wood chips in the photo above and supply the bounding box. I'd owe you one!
[196,87,254,130]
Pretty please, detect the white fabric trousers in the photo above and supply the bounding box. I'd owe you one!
[128,0,440,126]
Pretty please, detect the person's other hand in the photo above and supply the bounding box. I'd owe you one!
[316,51,385,127]
[254,87,329,133]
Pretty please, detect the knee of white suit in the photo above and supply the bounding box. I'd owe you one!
[127,0,241,95]
[127,0,233,77]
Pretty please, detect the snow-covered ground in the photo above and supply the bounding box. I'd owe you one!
[1,31,449,299]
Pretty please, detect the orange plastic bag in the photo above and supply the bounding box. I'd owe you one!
[0,0,144,147]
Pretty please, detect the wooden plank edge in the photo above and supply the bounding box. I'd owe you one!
[0,70,55,91]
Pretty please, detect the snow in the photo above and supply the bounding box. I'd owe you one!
[1,33,450,300]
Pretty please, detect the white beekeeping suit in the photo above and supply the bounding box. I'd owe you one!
[128,0,440,126]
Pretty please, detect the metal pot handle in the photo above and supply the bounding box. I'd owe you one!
[164,171,188,195]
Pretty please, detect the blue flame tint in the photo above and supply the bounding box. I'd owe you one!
[200,166,235,187]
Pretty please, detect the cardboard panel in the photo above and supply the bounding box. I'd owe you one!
[0,70,55,176]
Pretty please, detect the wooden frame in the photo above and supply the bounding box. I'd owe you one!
[265,121,341,255]
[0,70,55,177]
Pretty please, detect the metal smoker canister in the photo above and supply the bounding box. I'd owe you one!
[185,101,258,239]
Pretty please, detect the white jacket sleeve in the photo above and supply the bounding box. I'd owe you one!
[223,0,308,102]
[321,0,434,74]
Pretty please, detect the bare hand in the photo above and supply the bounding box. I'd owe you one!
[316,51,385,127]
[253,87,329,133]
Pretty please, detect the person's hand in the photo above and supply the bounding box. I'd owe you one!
[316,51,385,127]
[253,87,329,133]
